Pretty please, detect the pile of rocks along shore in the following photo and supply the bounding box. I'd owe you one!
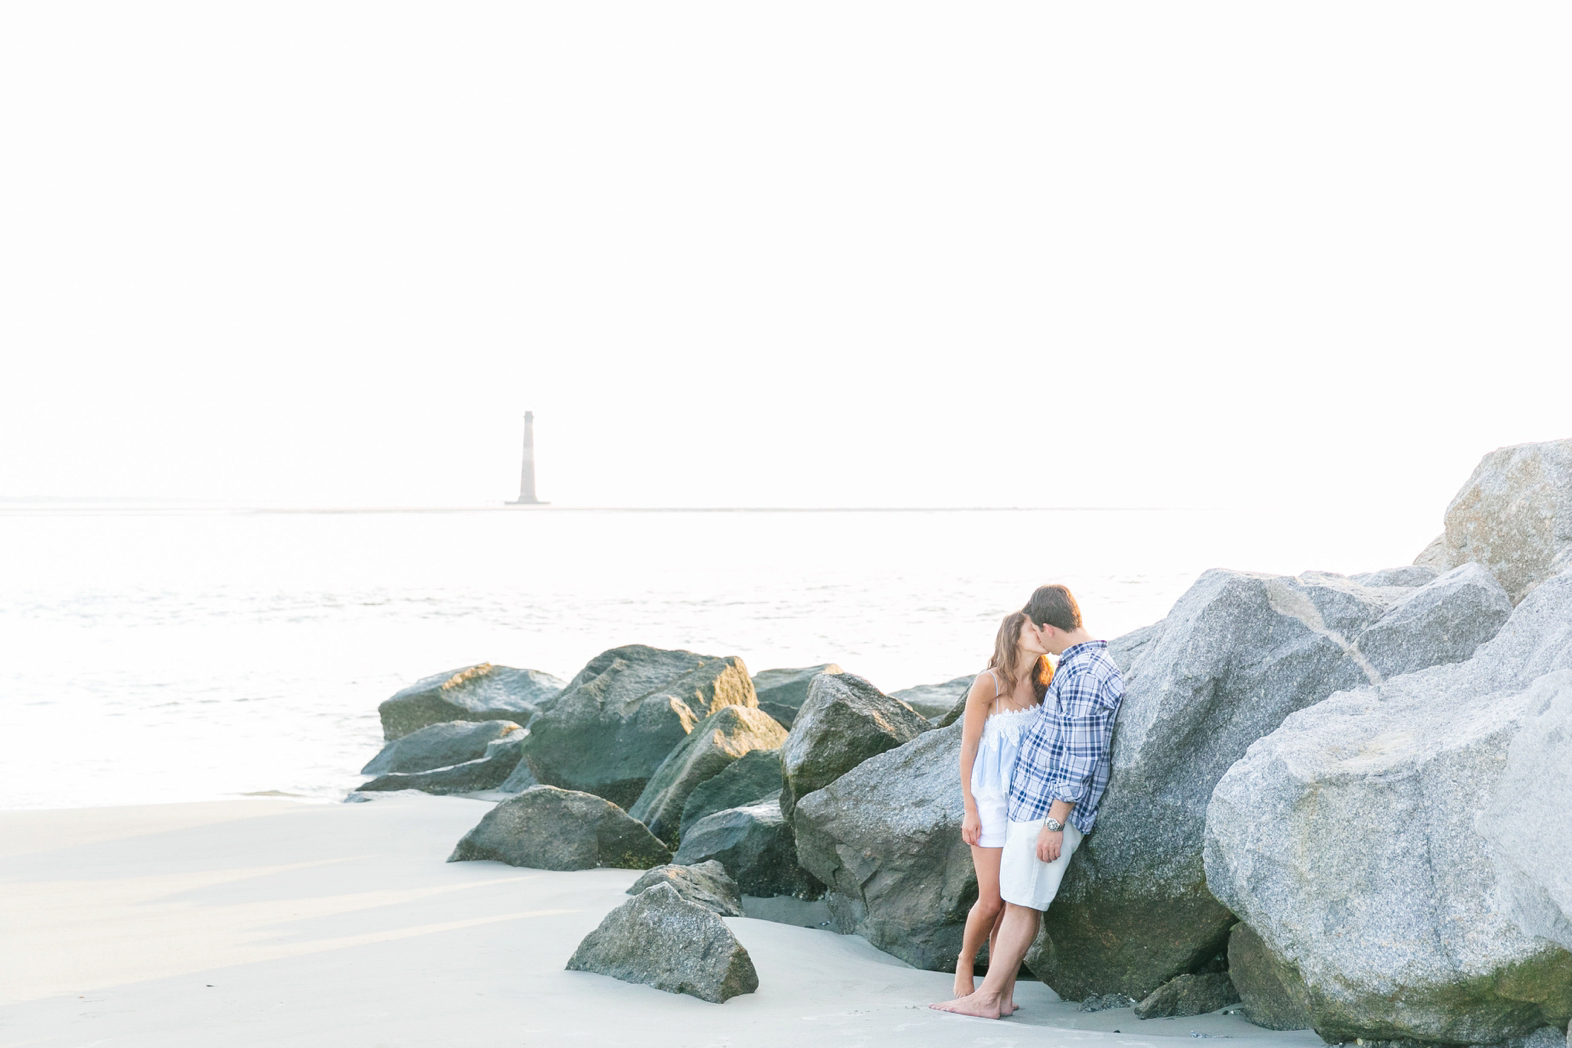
[352,437,1572,1036]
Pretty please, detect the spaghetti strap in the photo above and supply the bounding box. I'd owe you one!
[985,667,1002,716]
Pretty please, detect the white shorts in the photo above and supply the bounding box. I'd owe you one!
[999,817,1084,911]
[974,793,1009,848]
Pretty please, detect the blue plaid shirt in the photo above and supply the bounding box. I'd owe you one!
[1007,640,1124,834]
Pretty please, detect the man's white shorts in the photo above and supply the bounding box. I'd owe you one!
[999,817,1085,910]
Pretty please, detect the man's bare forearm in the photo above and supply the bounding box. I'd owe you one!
[1048,799,1074,825]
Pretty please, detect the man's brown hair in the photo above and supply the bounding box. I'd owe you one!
[1024,584,1082,632]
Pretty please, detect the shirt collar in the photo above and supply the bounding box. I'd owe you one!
[1056,639,1107,666]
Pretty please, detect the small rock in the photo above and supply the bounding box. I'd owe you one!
[361,720,524,775]
[1134,972,1240,1019]
[566,882,758,1003]
[448,785,670,870]
[778,672,929,819]
[678,749,783,839]
[751,664,842,727]
[358,735,526,794]
[1081,993,1136,1012]
[627,861,743,917]
[378,663,563,741]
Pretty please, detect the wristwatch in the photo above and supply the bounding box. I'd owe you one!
[1044,817,1065,833]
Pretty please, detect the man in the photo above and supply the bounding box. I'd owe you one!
[932,583,1125,1019]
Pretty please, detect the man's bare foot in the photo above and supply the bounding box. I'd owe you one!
[930,991,1004,1019]
[952,968,975,998]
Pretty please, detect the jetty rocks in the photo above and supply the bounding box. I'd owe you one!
[362,436,1572,1045]
[750,663,840,728]
[1205,565,1572,1045]
[448,785,670,870]
[675,794,822,900]
[523,645,757,809]
[377,663,563,740]
[1419,436,1572,604]
[626,860,744,917]
[358,720,527,794]
[778,672,929,819]
[1027,562,1513,1001]
[567,882,758,1003]
[626,704,785,847]
[794,722,973,970]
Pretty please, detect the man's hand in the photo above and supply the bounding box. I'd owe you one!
[1036,826,1064,863]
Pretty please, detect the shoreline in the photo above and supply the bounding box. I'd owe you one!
[0,793,1326,1047]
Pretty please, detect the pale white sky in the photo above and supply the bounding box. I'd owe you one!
[2,3,1568,523]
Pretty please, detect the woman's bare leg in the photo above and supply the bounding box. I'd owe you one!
[954,845,1004,998]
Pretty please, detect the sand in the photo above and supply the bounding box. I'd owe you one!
[0,793,1327,1048]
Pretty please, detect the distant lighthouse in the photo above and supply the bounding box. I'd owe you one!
[508,411,547,505]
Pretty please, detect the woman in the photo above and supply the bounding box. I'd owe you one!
[953,610,1053,1007]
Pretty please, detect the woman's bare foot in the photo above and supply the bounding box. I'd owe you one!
[953,960,975,999]
[930,991,1004,1019]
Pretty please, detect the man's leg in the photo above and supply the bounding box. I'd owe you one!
[930,902,1040,1017]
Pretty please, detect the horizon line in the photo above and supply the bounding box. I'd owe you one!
[0,498,1221,514]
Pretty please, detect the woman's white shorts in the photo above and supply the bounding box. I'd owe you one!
[999,817,1084,910]
[974,793,1010,848]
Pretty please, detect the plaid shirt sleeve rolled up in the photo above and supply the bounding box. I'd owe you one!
[1006,640,1125,835]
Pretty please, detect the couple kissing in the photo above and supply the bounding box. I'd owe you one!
[932,583,1126,1019]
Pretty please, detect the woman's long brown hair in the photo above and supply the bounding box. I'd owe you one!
[987,610,1053,702]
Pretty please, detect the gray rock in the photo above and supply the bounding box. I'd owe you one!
[523,645,758,809]
[1027,566,1515,1002]
[935,693,969,728]
[678,749,782,839]
[890,675,976,718]
[1480,665,1572,954]
[1512,1028,1568,1048]
[1435,437,1572,602]
[1204,569,1572,1045]
[751,664,842,727]
[627,705,786,846]
[674,795,822,900]
[1227,923,1313,1031]
[1109,620,1168,675]
[627,861,743,917]
[1081,993,1136,1012]
[778,672,929,819]
[1352,565,1440,589]
[361,719,523,775]
[448,785,670,871]
[1414,533,1451,571]
[1134,973,1240,1020]
[566,882,758,1003]
[1354,563,1512,678]
[377,663,564,740]
[496,756,539,794]
[793,724,972,971]
[358,734,526,794]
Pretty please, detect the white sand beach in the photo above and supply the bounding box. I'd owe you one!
[0,793,1326,1048]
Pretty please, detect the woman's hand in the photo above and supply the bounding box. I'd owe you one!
[961,807,981,846]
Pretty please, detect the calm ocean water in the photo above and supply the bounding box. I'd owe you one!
[0,504,1430,809]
